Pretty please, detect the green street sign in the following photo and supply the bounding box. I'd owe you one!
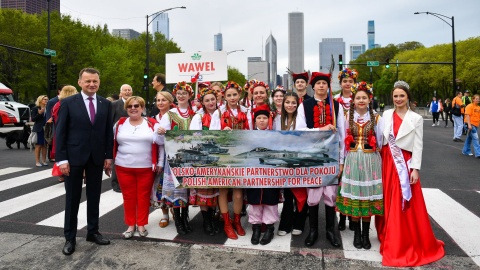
[367,61,379,67]
[44,48,57,57]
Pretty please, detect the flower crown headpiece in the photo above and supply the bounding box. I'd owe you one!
[224,81,243,94]
[250,81,270,94]
[338,68,358,81]
[273,85,286,94]
[244,79,259,92]
[352,81,373,98]
[199,86,218,100]
[394,80,410,90]
[173,81,193,96]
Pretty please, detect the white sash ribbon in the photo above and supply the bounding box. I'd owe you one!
[388,123,412,210]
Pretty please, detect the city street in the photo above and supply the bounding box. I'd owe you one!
[0,119,479,269]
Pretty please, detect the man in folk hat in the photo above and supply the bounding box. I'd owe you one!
[292,72,311,104]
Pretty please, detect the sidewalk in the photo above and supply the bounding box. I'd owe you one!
[0,232,476,270]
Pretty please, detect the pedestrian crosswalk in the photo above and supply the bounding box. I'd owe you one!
[0,166,479,267]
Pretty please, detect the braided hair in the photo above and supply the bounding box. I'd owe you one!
[349,82,376,137]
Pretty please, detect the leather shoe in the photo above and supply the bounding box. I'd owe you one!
[86,233,110,245]
[62,240,75,255]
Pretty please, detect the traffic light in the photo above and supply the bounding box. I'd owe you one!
[385,58,390,69]
[143,68,148,91]
[50,63,57,89]
[339,54,343,70]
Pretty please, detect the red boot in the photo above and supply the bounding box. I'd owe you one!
[222,213,237,240]
[233,213,246,236]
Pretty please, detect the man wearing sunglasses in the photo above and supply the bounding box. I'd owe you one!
[110,84,133,193]
[55,67,114,256]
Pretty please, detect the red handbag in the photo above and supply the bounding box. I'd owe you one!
[52,163,62,177]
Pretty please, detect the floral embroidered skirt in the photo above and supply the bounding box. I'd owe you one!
[189,188,219,206]
[336,151,384,217]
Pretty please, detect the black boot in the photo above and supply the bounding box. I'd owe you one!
[241,203,247,216]
[173,208,187,235]
[201,210,215,236]
[181,207,192,233]
[353,221,362,249]
[209,208,219,234]
[362,221,371,249]
[338,213,346,231]
[304,204,319,247]
[348,216,354,231]
[251,224,262,245]
[325,206,341,247]
[260,224,275,245]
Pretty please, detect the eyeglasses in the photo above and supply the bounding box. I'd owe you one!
[126,104,141,109]
[176,92,189,97]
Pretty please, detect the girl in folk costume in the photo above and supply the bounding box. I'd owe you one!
[335,68,358,232]
[297,72,345,247]
[247,105,280,245]
[152,91,175,229]
[159,81,196,235]
[376,81,444,267]
[271,85,286,116]
[335,82,384,250]
[209,82,225,107]
[275,92,309,237]
[188,86,221,236]
[292,72,311,104]
[218,81,251,240]
[241,79,258,111]
[249,81,274,130]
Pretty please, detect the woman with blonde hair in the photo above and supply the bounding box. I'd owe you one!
[32,95,49,167]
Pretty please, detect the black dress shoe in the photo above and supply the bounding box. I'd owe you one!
[86,233,110,245]
[62,240,75,255]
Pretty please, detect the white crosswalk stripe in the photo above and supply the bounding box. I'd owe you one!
[0,166,479,266]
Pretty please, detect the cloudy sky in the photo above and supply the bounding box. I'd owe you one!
[60,0,479,77]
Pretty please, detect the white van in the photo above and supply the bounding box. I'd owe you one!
[0,82,31,127]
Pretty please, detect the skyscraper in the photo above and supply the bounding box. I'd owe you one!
[0,0,60,14]
[214,33,223,51]
[112,29,140,40]
[367,20,375,50]
[350,44,366,61]
[247,57,269,83]
[319,38,345,91]
[152,13,169,40]
[288,12,304,88]
[265,34,277,89]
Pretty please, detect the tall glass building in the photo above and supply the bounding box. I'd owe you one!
[214,33,223,51]
[1,0,60,14]
[265,34,277,89]
[350,44,366,61]
[367,20,375,50]
[152,13,169,40]
[288,12,304,88]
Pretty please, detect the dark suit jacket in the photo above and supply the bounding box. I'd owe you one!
[111,98,128,124]
[55,93,113,166]
[31,106,46,132]
[46,96,59,121]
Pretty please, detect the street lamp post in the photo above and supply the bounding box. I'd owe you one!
[227,49,244,55]
[414,11,456,96]
[145,6,186,111]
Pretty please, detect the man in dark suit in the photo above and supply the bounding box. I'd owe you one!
[149,73,174,117]
[55,68,114,256]
[110,84,132,192]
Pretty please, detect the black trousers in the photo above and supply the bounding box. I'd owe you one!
[64,155,104,241]
[278,188,308,232]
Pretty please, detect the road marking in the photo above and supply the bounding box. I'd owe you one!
[0,169,52,192]
[147,207,201,240]
[0,167,30,176]
[423,188,480,267]
[341,215,382,262]
[0,173,109,219]
[223,204,291,252]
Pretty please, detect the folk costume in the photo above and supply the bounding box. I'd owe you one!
[247,104,279,245]
[296,72,345,247]
[292,72,311,104]
[159,81,196,235]
[189,86,221,236]
[375,81,444,267]
[335,82,384,250]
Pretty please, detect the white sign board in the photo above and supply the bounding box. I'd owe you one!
[166,51,228,83]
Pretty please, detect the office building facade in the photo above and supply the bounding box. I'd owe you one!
[248,57,269,83]
[350,44,366,61]
[265,34,277,89]
[112,29,140,40]
[1,0,60,14]
[319,38,345,91]
[152,13,169,40]
[367,20,375,50]
[288,12,304,88]
[214,33,223,51]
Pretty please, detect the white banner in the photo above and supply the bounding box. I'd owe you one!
[166,51,228,83]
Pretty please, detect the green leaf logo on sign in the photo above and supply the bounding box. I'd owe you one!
[191,53,202,60]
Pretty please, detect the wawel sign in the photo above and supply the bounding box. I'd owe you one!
[166,51,228,83]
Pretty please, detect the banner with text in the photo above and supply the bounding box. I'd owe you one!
[165,130,339,188]
[165,51,228,83]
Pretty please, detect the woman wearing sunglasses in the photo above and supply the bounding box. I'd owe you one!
[113,96,163,239]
